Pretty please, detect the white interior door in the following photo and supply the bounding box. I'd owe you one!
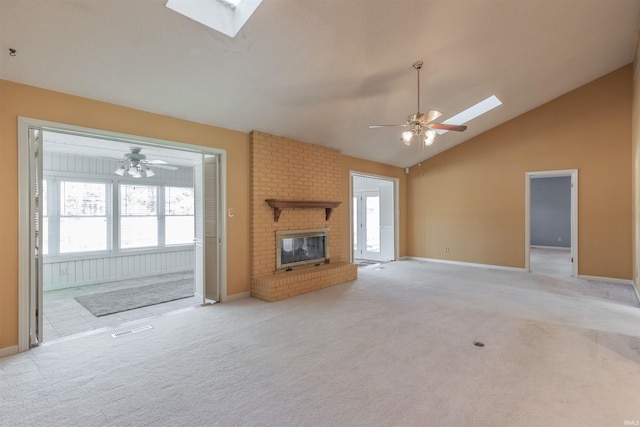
[193,157,205,304]
[203,155,219,301]
[29,127,44,347]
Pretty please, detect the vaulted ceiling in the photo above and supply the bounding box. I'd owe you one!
[1,0,639,167]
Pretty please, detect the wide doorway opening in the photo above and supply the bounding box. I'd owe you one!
[18,118,226,350]
[351,173,398,264]
[525,170,578,278]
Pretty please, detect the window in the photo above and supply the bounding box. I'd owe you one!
[120,184,158,249]
[42,179,195,257]
[59,181,108,253]
[165,186,195,245]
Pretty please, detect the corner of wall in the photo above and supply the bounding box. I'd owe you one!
[632,30,640,294]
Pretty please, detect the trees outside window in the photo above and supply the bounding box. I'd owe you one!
[165,186,194,245]
[59,181,108,253]
[120,184,158,249]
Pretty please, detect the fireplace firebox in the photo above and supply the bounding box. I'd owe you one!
[276,228,329,270]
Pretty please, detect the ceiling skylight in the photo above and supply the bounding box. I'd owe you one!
[436,95,503,135]
[166,0,262,38]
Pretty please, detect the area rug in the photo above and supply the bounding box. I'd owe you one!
[74,279,194,317]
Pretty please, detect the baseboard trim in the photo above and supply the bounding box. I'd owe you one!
[578,275,635,286]
[222,291,250,302]
[632,283,640,306]
[0,345,19,359]
[406,257,525,272]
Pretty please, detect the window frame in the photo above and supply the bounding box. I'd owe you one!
[43,174,195,261]
[44,176,113,258]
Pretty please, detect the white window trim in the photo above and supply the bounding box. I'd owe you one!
[44,176,113,257]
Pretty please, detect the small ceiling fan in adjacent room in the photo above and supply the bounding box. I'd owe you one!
[114,147,178,178]
[369,60,467,146]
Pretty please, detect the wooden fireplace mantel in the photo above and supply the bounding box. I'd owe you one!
[265,199,341,222]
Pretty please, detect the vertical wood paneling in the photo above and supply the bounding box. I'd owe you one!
[43,264,52,285]
[82,259,89,280]
[109,257,116,278]
[67,261,75,285]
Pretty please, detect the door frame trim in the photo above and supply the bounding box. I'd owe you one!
[17,117,228,352]
[349,171,399,263]
[524,169,578,276]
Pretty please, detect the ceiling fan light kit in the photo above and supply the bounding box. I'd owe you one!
[114,162,156,179]
[369,60,467,147]
[114,147,175,179]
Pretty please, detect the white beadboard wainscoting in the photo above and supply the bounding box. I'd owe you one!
[43,248,194,291]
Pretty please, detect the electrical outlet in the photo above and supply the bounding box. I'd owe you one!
[445,248,449,253]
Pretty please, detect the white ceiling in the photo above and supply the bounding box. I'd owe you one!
[2,0,639,168]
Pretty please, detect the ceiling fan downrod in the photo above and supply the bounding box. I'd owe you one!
[414,60,423,114]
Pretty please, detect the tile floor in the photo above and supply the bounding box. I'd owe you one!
[530,246,573,276]
[355,259,380,268]
[43,271,199,340]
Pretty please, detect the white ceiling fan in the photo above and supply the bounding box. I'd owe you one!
[114,147,178,178]
[369,61,467,146]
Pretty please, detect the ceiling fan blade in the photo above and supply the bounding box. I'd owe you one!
[369,124,410,128]
[423,110,443,123]
[429,123,467,132]
[150,164,178,170]
[145,159,169,165]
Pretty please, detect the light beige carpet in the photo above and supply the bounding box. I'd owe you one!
[1,260,640,426]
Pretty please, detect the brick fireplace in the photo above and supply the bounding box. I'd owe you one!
[250,131,357,301]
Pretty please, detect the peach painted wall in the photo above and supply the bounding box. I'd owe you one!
[407,65,633,280]
[340,155,407,260]
[0,79,250,350]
